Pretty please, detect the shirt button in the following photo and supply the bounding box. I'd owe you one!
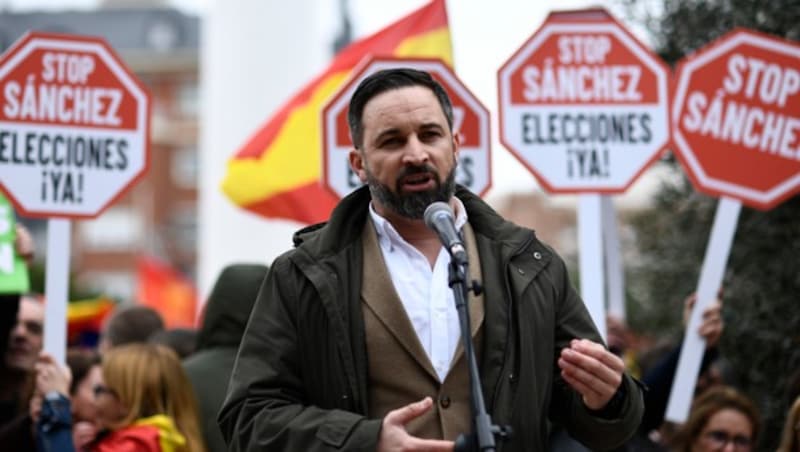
[439,395,451,409]
[533,251,542,260]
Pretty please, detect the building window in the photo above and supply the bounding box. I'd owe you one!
[79,207,143,252]
[178,80,198,117]
[168,204,197,256]
[171,147,198,189]
[81,271,135,301]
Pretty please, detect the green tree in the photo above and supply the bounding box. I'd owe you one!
[620,0,800,447]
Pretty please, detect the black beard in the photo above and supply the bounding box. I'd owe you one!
[366,163,456,219]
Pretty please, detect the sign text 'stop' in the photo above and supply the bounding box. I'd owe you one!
[672,29,800,210]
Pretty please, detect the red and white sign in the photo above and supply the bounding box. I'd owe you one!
[0,32,150,218]
[497,8,670,193]
[322,57,491,199]
[672,29,800,210]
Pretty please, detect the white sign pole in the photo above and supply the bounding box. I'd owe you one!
[665,196,741,423]
[44,218,70,365]
[578,193,607,341]
[602,196,625,320]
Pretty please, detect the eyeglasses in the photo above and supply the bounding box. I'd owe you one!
[703,430,752,450]
[92,384,116,398]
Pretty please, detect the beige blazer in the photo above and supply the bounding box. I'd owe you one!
[361,220,484,440]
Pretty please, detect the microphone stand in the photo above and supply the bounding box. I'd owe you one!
[447,254,511,452]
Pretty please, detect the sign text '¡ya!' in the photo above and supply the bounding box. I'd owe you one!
[2,52,123,127]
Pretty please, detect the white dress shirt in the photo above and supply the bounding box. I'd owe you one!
[368,199,468,382]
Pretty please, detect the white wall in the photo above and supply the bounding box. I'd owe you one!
[198,0,329,300]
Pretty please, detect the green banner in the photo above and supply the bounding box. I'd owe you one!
[0,193,29,294]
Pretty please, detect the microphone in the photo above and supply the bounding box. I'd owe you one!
[424,202,467,264]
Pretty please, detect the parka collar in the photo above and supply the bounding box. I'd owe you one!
[291,184,543,264]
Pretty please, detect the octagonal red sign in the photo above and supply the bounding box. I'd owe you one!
[672,29,800,210]
[0,32,150,218]
[322,57,491,199]
[497,8,670,193]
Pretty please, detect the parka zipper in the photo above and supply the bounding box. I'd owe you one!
[491,233,534,418]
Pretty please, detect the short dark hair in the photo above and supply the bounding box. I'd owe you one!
[66,348,101,395]
[347,67,454,149]
[103,305,165,348]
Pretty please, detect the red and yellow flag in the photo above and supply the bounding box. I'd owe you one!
[136,256,198,329]
[221,0,453,224]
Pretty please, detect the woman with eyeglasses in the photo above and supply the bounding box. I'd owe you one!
[36,343,206,452]
[777,395,800,452]
[671,386,760,452]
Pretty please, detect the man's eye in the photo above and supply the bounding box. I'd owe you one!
[26,322,43,335]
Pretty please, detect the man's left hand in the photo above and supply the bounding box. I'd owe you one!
[558,338,624,410]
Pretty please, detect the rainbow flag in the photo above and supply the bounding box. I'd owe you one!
[221,0,452,224]
[67,297,115,346]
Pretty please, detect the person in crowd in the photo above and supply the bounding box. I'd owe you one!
[639,294,725,436]
[219,68,643,451]
[0,293,44,425]
[65,349,103,449]
[28,349,105,450]
[36,343,206,452]
[777,395,800,452]
[97,305,165,354]
[149,328,198,359]
[0,223,41,442]
[183,263,268,452]
[670,386,759,452]
[30,352,73,451]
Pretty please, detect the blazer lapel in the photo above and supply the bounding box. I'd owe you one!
[361,221,439,382]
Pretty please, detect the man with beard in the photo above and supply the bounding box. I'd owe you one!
[219,68,643,452]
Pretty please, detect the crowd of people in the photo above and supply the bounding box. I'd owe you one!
[0,254,268,451]
[1,67,798,451]
[3,284,797,451]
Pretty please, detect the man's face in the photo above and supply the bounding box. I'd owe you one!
[349,85,458,219]
[5,296,44,372]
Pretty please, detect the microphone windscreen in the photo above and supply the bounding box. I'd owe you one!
[424,202,454,229]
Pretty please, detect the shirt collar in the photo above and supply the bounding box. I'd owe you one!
[368,198,468,251]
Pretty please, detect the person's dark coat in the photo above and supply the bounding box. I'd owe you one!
[219,185,644,451]
[183,263,268,452]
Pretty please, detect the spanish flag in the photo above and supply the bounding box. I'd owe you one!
[136,256,198,329]
[221,0,452,224]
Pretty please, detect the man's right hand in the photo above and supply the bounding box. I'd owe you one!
[377,397,454,452]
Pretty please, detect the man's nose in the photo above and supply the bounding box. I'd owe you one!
[402,135,429,164]
[10,322,26,339]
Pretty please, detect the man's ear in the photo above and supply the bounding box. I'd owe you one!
[452,130,461,160]
[348,148,368,183]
